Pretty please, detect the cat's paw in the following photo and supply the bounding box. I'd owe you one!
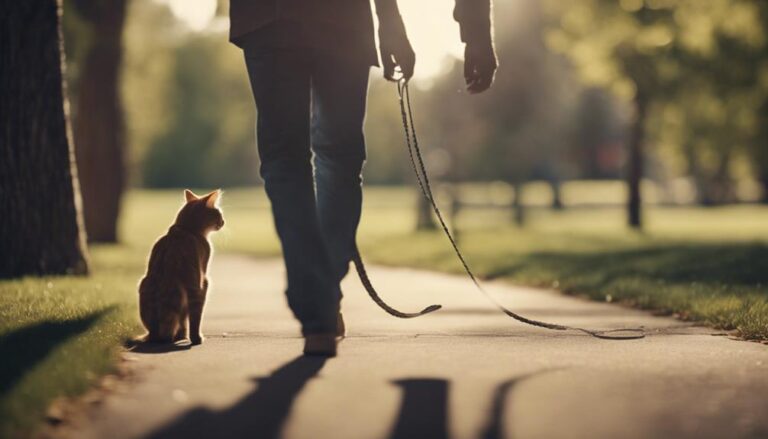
[190,335,204,345]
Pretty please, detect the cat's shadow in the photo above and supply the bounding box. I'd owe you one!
[125,338,193,354]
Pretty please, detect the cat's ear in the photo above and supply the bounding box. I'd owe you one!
[184,189,199,203]
[205,189,221,208]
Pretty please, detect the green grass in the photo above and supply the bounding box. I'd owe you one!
[2,184,767,437]
[0,246,144,438]
[185,185,768,339]
[360,206,768,340]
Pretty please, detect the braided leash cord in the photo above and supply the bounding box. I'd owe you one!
[396,79,644,340]
[352,245,442,318]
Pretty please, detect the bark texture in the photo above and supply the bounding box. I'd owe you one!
[0,0,89,277]
[71,0,128,242]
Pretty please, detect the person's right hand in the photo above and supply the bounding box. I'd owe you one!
[379,27,416,81]
[464,41,497,94]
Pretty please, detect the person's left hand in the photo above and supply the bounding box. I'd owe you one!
[464,41,497,94]
[379,26,416,81]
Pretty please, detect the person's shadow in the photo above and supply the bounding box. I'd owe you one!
[389,379,449,439]
[145,355,327,439]
[147,356,551,439]
[389,372,548,439]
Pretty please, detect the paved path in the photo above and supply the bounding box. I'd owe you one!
[70,255,768,439]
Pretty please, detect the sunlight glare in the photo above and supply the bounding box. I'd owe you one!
[157,0,464,80]
[397,0,465,81]
[160,0,217,32]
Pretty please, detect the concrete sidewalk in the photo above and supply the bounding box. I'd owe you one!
[69,255,768,439]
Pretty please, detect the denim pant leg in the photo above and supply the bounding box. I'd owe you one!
[311,52,371,283]
[245,49,340,335]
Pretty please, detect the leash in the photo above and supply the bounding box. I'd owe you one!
[352,245,442,318]
[394,78,645,340]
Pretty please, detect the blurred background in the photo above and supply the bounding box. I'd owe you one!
[61,0,768,242]
[4,3,768,434]
[53,0,768,327]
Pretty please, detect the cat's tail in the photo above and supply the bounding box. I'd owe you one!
[351,245,441,318]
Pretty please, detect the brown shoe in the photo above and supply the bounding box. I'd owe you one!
[303,334,337,357]
[337,312,346,338]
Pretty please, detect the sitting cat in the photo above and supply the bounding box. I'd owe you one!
[139,189,224,345]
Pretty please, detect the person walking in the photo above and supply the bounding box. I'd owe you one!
[230,0,497,356]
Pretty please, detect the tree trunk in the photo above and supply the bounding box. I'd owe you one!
[756,102,768,204]
[761,178,768,204]
[71,0,128,242]
[447,184,461,244]
[711,150,735,204]
[758,8,768,204]
[627,94,646,229]
[0,0,89,277]
[550,178,564,210]
[415,187,436,231]
[686,141,714,206]
[512,181,525,226]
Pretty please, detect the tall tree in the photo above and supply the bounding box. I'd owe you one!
[553,1,679,229]
[546,0,757,228]
[757,100,768,203]
[66,0,128,242]
[0,0,89,277]
[752,3,768,203]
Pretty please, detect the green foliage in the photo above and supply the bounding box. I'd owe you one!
[117,0,618,188]
[359,200,768,340]
[358,79,411,185]
[61,0,95,96]
[543,0,768,202]
[121,0,177,178]
[121,0,257,188]
[81,0,768,195]
[413,0,583,185]
[141,35,257,188]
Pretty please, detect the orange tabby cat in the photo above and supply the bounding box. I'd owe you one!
[139,189,224,345]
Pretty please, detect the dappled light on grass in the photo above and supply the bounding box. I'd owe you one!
[361,218,768,340]
[0,246,144,437]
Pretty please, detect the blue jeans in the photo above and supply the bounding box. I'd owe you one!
[245,48,370,335]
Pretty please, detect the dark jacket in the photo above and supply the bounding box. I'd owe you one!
[229,0,493,48]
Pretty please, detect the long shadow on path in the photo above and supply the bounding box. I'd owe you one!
[479,373,541,439]
[389,379,449,439]
[145,356,326,439]
[389,372,548,439]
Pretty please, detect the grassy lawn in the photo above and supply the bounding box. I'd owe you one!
[2,184,767,437]
[0,246,144,438]
[360,204,768,341]
[216,184,768,340]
